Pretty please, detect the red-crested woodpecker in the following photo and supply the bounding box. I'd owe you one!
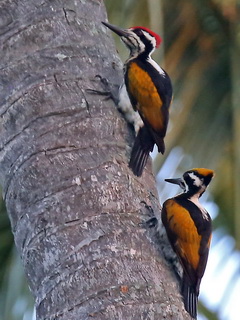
[102,22,172,176]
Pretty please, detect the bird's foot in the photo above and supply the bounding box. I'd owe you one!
[86,75,119,105]
[146,217,158,228]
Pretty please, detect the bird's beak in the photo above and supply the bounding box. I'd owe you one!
[102,21,130,38]
[165,178,186,191]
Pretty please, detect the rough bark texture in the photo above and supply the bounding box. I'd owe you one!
[0,0,191,319]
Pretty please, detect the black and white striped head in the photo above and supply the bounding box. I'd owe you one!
[102,22,162,58]
[165,168,214,197]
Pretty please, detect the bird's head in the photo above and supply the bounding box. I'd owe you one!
[102,21,162,58]
[165,168,214,197]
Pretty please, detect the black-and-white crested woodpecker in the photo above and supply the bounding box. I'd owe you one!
[161,168,214,319]
[102,21,173,176]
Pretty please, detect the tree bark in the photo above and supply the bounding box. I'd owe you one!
[0,0,190,319]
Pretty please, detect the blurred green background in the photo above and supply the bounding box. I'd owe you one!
[0,0,239,319]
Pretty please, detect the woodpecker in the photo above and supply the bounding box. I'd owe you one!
[161,168,214,319]
[102,21,173,176]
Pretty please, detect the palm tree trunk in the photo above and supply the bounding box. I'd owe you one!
[0,0,190,319]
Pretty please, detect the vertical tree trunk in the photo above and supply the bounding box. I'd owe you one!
[0,0,190,319]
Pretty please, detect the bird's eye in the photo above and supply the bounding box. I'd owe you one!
[135,29,143,36]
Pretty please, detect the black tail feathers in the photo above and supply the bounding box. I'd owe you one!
[181,277,198,319]
[150,129,165,154]
[129,126,154,177]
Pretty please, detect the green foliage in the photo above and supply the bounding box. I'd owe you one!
[0,200,13,287]
[0,198,34,320]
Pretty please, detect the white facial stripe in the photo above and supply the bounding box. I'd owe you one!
[188,172,202,187]
[123,33,145,58]
[130,36,141,48]
[138,39,145,53]
[142,30,156,48]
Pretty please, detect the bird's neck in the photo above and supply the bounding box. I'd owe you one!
[178,187,205,202]
[126,46,154,63]
[176,189,210,220]
[125,52,166,77]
